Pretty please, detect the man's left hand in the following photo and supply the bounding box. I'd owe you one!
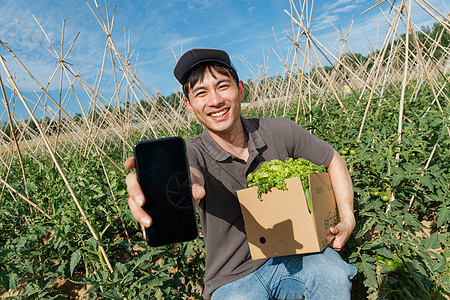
[328,218,355,251]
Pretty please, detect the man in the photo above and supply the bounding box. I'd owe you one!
[125,48,357,299]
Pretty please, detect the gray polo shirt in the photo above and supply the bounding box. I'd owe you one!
[186,117,334,299]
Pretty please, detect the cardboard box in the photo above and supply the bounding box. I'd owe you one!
[237,173,339,260]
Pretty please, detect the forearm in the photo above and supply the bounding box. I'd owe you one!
[326,150,355,226]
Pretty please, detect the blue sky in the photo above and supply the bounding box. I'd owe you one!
[0,0,448,119]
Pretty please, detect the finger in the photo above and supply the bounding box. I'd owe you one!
[192,183,206,202]
[329,226,339,235]
[328,238,343,251]
[141,224,147,240]
[332,245,343,251]
[128,196,152,228]
[124,157,135,170]
[329,222,352,251]
[126,172,144,207]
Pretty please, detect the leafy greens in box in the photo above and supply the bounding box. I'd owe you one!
[247,158,326,212]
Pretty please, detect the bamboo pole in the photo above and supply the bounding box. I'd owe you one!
[95,147,131,242]
[357,0,405,142]
[0,176,51,220]
[407,15,450,138]
[407,142,439,211]
[0,41,123,172]
[53,19,66,156]
[389,0,450,139]
[0,73,30,200]
[396,0,412,159]
[0,55,114,274]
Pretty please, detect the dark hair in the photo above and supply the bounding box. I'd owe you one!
[183,62,239,99]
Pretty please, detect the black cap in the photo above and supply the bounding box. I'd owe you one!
[174,48,235,85]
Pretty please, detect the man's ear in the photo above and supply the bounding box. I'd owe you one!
[185,97,194,113]
[238,80,245,101]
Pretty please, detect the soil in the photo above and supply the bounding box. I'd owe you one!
[351,278,369,299]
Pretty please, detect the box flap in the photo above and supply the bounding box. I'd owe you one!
[309,173,338,250]
[237,177,320,260]
[311,203,338,250]
[308,173,335,212]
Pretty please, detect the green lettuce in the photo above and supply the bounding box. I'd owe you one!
[247,157,326,212]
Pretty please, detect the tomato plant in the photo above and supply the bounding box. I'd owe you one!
[381,193,390,202]
[1,73,448,299]
[244,79,449,299]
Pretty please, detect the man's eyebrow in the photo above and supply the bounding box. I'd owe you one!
[192,85,206,93]
[191,78,232,93]
[217,79,232,85]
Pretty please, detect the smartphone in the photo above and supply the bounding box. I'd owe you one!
[133,137,198,247]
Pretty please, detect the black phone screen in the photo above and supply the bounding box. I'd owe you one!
[133,137,198,247]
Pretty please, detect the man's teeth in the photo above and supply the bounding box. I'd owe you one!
[210,109,228,117]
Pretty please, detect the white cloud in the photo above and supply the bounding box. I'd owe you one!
[328,0,354,10]
[0,1,117,94]
[333,4,360,14]
[312,14,340,32]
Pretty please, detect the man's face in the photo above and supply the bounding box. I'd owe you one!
[185,68,245,136]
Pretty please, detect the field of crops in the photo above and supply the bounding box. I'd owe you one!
[1,0,449,299]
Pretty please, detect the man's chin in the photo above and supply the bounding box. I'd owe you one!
[205,122,234,135]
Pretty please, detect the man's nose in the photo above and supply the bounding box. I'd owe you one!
[209,90,225,106]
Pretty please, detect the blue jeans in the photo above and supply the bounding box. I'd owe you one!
[211,247,357,300]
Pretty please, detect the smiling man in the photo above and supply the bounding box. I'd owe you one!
[125,48,357,299]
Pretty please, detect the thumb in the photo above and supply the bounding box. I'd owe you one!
[192,183,206,201]
[330,226,339,235]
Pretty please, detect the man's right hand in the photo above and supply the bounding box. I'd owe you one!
[125,157,152,238]
[124,156,206,238]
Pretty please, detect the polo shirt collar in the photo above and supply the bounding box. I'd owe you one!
[242,117,266,152]
[200,117,267,162]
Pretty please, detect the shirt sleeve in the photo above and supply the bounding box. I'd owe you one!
[283,118,334,167]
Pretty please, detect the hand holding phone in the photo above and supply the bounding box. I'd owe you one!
[133,137,198,247]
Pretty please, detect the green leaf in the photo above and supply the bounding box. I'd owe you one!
[70,249,82,276]
[391,174,403,187]
[403,213,424,231]
[115,262,126,274]
[9,272,18,290]
[423,232,439,250]
[432,254,448,273]
[438,273,450,293]
[375,247,394,259]
[360,263,377,289]
[437,204,449,227]
[420,175,434,191]
[101,288,124,299]
[355,218,377,239]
